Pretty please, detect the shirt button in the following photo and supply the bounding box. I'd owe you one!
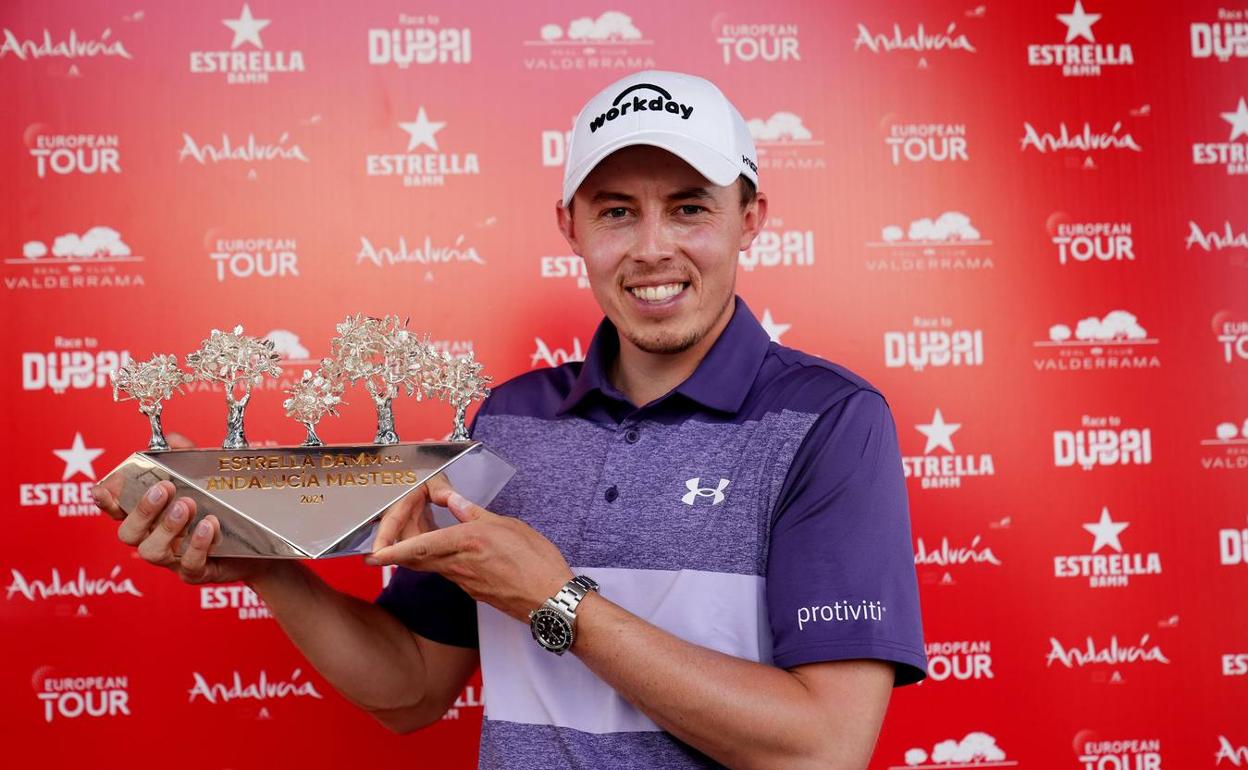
[604,485,619,503]
[624,428,640,444]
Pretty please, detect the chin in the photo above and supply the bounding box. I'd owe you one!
[621,324,703,355]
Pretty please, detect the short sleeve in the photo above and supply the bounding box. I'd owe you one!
[375,568,478,648]
[765,389,927,685]
[372,400,492,649]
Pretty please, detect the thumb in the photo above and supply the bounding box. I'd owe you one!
[447,492,488,523]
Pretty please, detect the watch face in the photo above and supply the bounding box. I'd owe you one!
[531,608,572,650]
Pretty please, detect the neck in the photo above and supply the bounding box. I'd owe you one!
[609,301,734,407]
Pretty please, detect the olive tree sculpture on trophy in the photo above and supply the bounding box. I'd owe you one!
[282,363,346,447]
[330,314,436,445]
[431,349,492,440]
[185,326,283,450]
[109,354,191,451]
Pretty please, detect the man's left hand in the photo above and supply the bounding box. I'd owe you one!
[369,491,573,623]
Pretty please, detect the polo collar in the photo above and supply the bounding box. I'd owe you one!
[556,296,771,417]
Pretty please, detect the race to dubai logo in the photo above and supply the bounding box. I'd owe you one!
[903,408,994,490]
[365,107,480,188]
[522,11,655,72]
[1032,310,1160,371]
[866,211,992,272]
[18,432,106,518]
[1186,220,1248,268]
[747,112,826,171]
[1027,1,1133,77]
[6,226,144,291]
[914,524,1004,587]
[883,117,969,165]
[853,15,977,69]
[1045,632,1170,683]
[715,17,801,65]
[33,667,131,723]
[1191,8,1248,61]
[1202,418,1248,471]
[1192,97,1248,175]
[1053,415,1152,471]
[885,316,984,372]
[1213,309,1248,364]
[368,13,470,67]
[925,641,994,683]
[1222,517,1248,566]
[890,732,1016,769]
[0,24,132,75]
[25,124,120,178]
[179,128,310,178]
[1073,733,1162,770]
[189,3,305,84]
[1053,506,1162,588]
[1046,214,1134,266]
[531,337,586,368]
[356,231,486,281]
[539,254,589,289]
[21,334,130,394]
[206,230,299,282]
[739,217,814,272]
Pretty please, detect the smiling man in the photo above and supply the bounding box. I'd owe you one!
[97,71,925,770]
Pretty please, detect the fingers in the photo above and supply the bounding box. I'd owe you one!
[91,477,125,521]
[447,492,489,523]
[371,527,461,567]
[424,472,455,506]
[178,514,219,580]
[136,496,194,562]
[166,432,194,450]
[372,485,429,551]
[117,481,176,546]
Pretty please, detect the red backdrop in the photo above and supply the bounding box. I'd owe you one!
[3,1,1247,768]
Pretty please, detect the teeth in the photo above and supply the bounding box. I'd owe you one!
[629,283,686,302]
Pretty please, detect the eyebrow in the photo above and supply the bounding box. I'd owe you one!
[588,187,715,205]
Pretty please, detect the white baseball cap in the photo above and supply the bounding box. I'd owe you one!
[561,70,759,206]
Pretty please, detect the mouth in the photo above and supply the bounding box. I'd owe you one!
[627,282,689,304]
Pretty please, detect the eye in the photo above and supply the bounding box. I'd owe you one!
[601,207,629,219]
[678,205,707,216]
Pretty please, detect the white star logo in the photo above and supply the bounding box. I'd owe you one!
[759,309,791,343]
[915,408,961,454]
[223,3,270,50]
[1082,506,1129,553]
[1220,97,1248,142]
[53,432,104,481]
[399,108,446,152]
[1056,0,1101,43]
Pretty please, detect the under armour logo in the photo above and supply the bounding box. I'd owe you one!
[682,477,730,506]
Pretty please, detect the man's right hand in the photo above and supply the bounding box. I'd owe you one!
[92,433,272,585]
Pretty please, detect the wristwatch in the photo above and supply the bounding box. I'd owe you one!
[529,575,599,655]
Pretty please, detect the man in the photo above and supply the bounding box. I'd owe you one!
[95,71,926,770]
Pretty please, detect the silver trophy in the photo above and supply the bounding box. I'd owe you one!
[98,318,507,559]
[110,354,191,451]
[185,326,282,450]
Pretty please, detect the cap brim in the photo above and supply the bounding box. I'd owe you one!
[561,130,742,207]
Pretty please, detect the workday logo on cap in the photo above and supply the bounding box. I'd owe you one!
[562,70,759,205]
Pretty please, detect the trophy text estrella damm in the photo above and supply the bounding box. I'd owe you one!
[100,319,513,559]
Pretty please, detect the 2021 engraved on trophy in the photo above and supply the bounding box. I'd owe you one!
[99,316,514,559]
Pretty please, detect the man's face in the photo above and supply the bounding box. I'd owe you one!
[557,145,767,355]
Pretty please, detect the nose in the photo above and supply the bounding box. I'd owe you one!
[630,210,676,265]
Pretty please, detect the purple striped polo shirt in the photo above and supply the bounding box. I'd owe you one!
[377,296,926,769]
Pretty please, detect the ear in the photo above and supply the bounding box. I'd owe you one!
[738,190,769,252]
[555,200,582,256]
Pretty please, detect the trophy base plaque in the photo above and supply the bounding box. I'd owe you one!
[99,441,514,559]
